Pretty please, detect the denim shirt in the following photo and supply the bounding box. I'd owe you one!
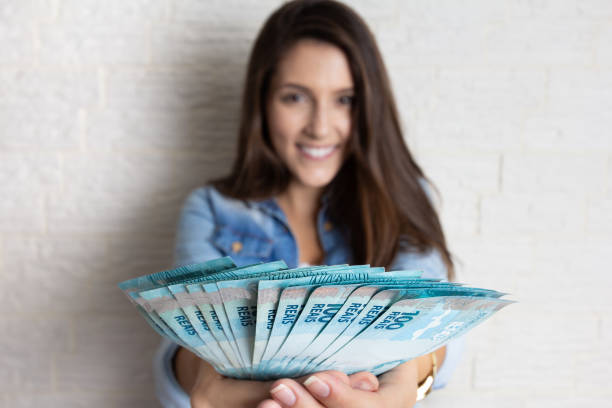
[171,184,464,391]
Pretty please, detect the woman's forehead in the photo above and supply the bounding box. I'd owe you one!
[273,39,354,91]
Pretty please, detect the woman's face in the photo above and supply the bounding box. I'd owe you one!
[266,39,354,189]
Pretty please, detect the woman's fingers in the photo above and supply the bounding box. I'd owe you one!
[297,369,377,391]
[295,370,350,387]
[259,366,406,408]
[320,370,350,386]
[256,400,283,408]
[267,378,325,408]
[300,363,418,408]
[347,370,379,391]
[301,372,379,408]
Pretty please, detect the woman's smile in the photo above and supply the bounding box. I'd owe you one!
[296,143,340,160]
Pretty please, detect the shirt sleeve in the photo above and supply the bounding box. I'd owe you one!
[389,247,465,391]
[172,187,224,268]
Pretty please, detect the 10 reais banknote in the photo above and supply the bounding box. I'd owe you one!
[118,256,513,380]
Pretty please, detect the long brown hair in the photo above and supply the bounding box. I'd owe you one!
[212,0,454,280]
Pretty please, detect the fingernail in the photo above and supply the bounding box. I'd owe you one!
[270,383,296,406]
[304,375,330,398]
[258,401,283,408]
[354,380,376,391]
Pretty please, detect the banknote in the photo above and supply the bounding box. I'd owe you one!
[289,284,381,375]
[316,296,512,374]
[301,284,499,374]
[118,256,236,295]
[302,287,431,373]
[168,282,233,371]
[269,284,360,376]
[254,266,397,372]
[216,260,288,375]
[258,284,319,376]
[119,256,512,380]
[175,262,343,376]
[119,257,237,346]
[185,281,245,374]
[133,259,285,376]
[138,285,233,373]
[219,264,361,376]
[256,272,436,378]
[251,265,378,370]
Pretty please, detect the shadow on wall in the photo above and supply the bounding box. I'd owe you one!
[110,23,251,402]
[46,23,250,406]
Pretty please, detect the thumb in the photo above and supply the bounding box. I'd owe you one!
[297,369,351,386]
[348,371,379,391]
[302,372,379,408]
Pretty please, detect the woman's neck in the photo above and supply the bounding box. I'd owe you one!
[276,181,323,221]
[275,181,326,266]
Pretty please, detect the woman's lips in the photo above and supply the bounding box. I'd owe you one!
[296,144,338,160]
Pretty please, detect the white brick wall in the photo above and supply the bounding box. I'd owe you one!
[1,1,610,406]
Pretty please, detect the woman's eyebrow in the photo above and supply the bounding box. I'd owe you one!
[280,82,354,93]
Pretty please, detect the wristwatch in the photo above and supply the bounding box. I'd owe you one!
[416,352,438,401]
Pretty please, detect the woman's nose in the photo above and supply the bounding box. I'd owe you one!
[306,102,330,139]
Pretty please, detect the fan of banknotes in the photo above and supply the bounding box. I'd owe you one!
[118,256,512,380]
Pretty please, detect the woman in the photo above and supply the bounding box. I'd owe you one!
[154,1,463,407]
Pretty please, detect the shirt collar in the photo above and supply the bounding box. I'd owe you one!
[254,196,287,223]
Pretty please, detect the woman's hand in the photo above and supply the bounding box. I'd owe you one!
[187,354,380,408]
[189,358,274,408]
[256,360,418,408]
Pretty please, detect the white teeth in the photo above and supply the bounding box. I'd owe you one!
[298,145,336,158]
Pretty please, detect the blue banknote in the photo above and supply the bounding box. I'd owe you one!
[316,296,512,374]
[120,256,512,380]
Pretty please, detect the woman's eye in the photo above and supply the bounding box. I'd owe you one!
[281,93,304,103]
[339,95,355,105]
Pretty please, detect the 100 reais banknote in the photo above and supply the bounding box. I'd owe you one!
[118,256,513,380]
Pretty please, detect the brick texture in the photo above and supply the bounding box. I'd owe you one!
[0,0,610,406]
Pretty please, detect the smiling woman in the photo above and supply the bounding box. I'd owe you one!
[267,39,354,190]
[156,1,462,407]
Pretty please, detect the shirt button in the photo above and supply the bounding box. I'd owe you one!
[231,241,243,253]
[324,221,333,231]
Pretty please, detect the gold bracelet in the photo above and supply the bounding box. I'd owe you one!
[416,352,437,401]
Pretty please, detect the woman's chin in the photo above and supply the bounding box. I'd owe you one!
[294,173,336,189]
